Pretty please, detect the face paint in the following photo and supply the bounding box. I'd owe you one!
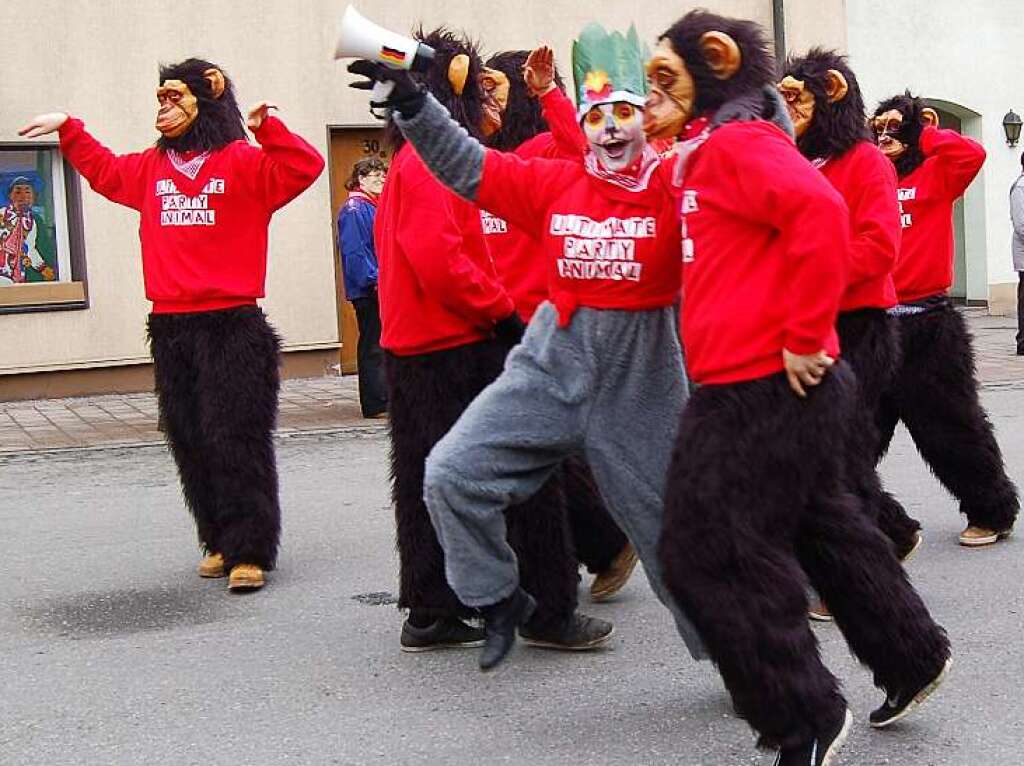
[8,184,34,212]
[479,68,510,138]
[582,102,646,172]
[359,170,386,197]
[156,80,199,138]
[872,109,906,160]
[643,40,696,140]
[777,76,815,138]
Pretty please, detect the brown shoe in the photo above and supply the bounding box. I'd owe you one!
[958,525,1012,547]
[590,543,639,602]
[809,600,833,622]
[198,553,226,578]
[228,563,265,591]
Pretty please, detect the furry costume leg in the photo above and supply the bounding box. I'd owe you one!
[883,302,1018,531]
[386,338,578,623]
[562,456,628,574]
[148,306,282,570]
[837,309,921,555]
[659,365,948,749]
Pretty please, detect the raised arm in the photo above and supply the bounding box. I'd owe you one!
[20,113,147,210]
[919,125,986,200]
[524,46,587,158]
[247,104,325,211]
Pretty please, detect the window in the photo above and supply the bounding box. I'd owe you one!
[0,144,87,313]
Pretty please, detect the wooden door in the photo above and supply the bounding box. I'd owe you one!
[328,127,390,373]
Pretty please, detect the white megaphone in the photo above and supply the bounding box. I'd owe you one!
[334,5,436,103]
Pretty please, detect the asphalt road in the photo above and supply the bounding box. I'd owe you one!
[2,388,1023,765]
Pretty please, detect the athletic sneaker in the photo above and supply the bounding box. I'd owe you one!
[519,612,614,650]
[400,617,485,653]
[808,600,833,622]
[773,708,852,766]
[870,657,952,728]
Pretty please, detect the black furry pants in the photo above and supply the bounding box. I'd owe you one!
[562,456,629,574]
[837,308,920,556]
[876,299,1018,533]
[659,365,949,750]
[385,339,579,627]
[148,305,282,571]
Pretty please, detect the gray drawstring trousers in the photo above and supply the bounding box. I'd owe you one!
[423,302,707,659]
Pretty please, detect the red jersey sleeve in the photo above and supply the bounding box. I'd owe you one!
[477,150,575,241]
[540,88,587,158]
[57,118,147,211]
[919,125,986,200]
[845,147,901,288]
[397,162,514,323]
[250,116,326,211]
[713,124,848,355]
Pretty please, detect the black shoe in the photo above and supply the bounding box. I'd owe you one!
[400,616,485,653]
[479,588,536,671]
[519,612,615,650]
[869,657,952,728]
[773,709,852,766]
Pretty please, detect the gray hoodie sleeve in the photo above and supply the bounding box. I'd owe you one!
[393,93,485,201]
[1011,180,1024,238]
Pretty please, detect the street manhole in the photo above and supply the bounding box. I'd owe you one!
[351,591,397,606]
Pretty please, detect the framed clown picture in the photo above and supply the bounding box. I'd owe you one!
[0,143,87,313]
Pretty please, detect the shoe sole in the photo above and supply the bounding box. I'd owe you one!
[820,709,853,766]
[198,569,226,579]
[809,612,834,623]
[400,639,486,653]
[958,530,1011,547]
[900,532,924,563]
[870,657,952,729]
[521,626,615,651]
[228,580,264,591]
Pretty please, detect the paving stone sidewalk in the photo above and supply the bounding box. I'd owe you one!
[2,308,1023,455]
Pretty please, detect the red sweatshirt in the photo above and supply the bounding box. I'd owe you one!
[819,141,900,311]
[58,116,324,314]
[476,149,681,325]
[892,126,986,302]
[482,89,586,321]
[374,143,514,356]
[680,121,847,385]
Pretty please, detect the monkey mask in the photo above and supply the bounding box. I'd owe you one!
[155,68,226,138]
[446,53,509,137]
[643,33,741,139]
[777,71,848,139]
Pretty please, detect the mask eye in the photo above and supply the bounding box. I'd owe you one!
[614,103,636,122]
[584,108,606,127]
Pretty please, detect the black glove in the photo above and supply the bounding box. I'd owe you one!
[347,60,426,118]
[493,313,527,348]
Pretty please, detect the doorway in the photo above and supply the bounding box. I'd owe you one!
[327,127,390,373]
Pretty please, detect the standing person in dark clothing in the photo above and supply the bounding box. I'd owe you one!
[338,158,388,418]
[1011,154,1024,354]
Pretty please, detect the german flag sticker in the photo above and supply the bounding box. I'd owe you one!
[380,46,407,65]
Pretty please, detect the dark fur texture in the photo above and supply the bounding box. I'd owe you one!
[783,48,870,160]
[659,365,949,749]
[385,340,579,625]
[873,91,927,177]
[148,306,282,570]
[156,58,247,154]
[659,10,775,115]
[877,301,1019,531]
[561,456,629,574]
[837,308,921,557]
[485,50,566,152]
[386,27,487,150]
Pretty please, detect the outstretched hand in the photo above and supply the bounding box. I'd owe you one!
[247,101,278,131]
[783,348,835,398]
[347,60,424,118]
[18,112,69,138]
[524,47,556,98]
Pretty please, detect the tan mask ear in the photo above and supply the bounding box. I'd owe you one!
[203,68,226,99]
[448,54,470,96]
[824,69,849,103]
[921,107,939,127]
[699,31,742,80]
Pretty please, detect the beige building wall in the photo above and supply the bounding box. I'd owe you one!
[0,0,846,387]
